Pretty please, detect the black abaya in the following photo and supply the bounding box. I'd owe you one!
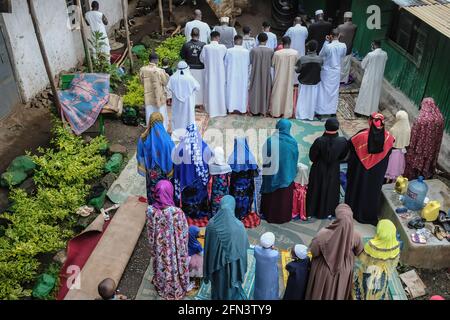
[306,133,348,219]
[345,142,391,225]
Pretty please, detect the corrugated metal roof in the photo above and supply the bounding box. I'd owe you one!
[392,0,450,39]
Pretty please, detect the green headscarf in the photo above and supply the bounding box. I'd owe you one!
[203,196,249,283]
[261,119,299,194]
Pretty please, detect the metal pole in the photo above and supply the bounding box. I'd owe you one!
[27,0,62,114]
[75,0,93,73]
[122,0,134,72]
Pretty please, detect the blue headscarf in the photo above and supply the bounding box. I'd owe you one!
[261,119,299,194]
[228,137,258,172]
[137,115,175,175]
[188,225,203,256]
[173,124,211,199]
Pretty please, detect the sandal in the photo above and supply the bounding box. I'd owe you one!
[434,225,447,241]
[411,233,427,244]
[408,217,425,229]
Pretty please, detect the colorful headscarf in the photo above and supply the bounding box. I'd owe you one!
[152,180,176,210]
[405,98,444,179]
[228,137,258,172]
[137,112,175,175]
[351,112,395,170]
[173,124,211,199]
[188,225,203,256]
[364,219,400,260]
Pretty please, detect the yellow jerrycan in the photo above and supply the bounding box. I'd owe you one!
[395,176,408,194]
[421,201,441,222]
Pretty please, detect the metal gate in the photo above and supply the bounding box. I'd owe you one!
[0,25,19,119]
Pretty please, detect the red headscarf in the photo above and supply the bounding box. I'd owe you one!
[351,112,395,170]
[405,98,444,179]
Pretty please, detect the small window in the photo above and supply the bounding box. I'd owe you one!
[388,7,427,66]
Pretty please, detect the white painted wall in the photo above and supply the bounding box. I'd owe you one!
[1,0,122,102]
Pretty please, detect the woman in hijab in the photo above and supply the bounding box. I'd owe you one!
[353,219,400,300]
[173,123,211,226]
[385,110,411,183]
[167,60,200,131]
[345,112,395,225]
[188,225,204,279]
[405,98,445,180]
[307,118,348,219]
[209,147,232,217]
[228,137,259,221]
[204,196,250,300]
[306,204,364,300]
[261,119,299,224]
[137,112,175,205]
[147,180,190,300]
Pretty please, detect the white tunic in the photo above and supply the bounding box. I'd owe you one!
[185,20,211,43]
[296,84,319,121]
[340,54,352,84]
[284,25,308,57]
[199,41,227,118]
[354,48,388,116]
[167,70,200,131]
[85,10,110,54]
[317,40,347,115]
[224,45,250,113]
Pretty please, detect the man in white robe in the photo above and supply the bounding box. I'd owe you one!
[199,31,227,118]
[354,40,388,116]
[185,9,211,43]
[284,17,308,57]
[256,21,278,50]
[85,1,110,58]
[224,35,250,114]
[316,29,346,117]
[167,61,200,131]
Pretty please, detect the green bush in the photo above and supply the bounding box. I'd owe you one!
[123,75,144,109]
[155,35,185,68]
[0,121,107,300]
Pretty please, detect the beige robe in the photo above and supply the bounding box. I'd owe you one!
[270,48,298,118]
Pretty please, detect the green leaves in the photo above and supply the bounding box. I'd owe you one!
[0,121,107,300]
[155,35,186,68]
[123,75,144,108]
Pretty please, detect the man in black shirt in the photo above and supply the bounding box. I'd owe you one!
[307,9,333,52]
[180,28,205,106]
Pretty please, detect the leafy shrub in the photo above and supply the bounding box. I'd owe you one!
[155,35,185,68]
[0,121,107,300]
[123,75,144,109]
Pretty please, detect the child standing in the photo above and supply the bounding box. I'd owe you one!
[283,244,310,300]
[254,232,280,300]
[208,147,232,217]
[188,226,204,279]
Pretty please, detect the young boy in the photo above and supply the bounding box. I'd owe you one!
[254,232,280,300]
[161,58,173,76]
[283,244,310,300]
[242,26,256,51]
[98,278,128,300]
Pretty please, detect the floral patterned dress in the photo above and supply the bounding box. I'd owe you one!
[147,205,189,300]
[210,173,231,217]
[230,170,258,220]
[146,165,170,205]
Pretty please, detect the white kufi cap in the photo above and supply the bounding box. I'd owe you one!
[315,9,324,16]
[260,232,275,248]
[294,244,308,259]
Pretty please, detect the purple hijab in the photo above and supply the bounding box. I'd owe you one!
[153,180,176,210]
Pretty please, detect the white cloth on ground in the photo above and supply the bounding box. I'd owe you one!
[296,84,319,120]
[354,48,388,116]
[317,40,347,115]
[225,45,250,113]
[145,105,169,130]
[199,41,228,118]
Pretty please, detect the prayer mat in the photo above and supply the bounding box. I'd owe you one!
[281,250,293,289]
[187,216,209,228]
[242,212,261,229]
[195,248,256,300]
[338,94,358,120]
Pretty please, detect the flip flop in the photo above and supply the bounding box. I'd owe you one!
[408,217,425,229]
[411,233,427,244]
[434,225,448,241]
